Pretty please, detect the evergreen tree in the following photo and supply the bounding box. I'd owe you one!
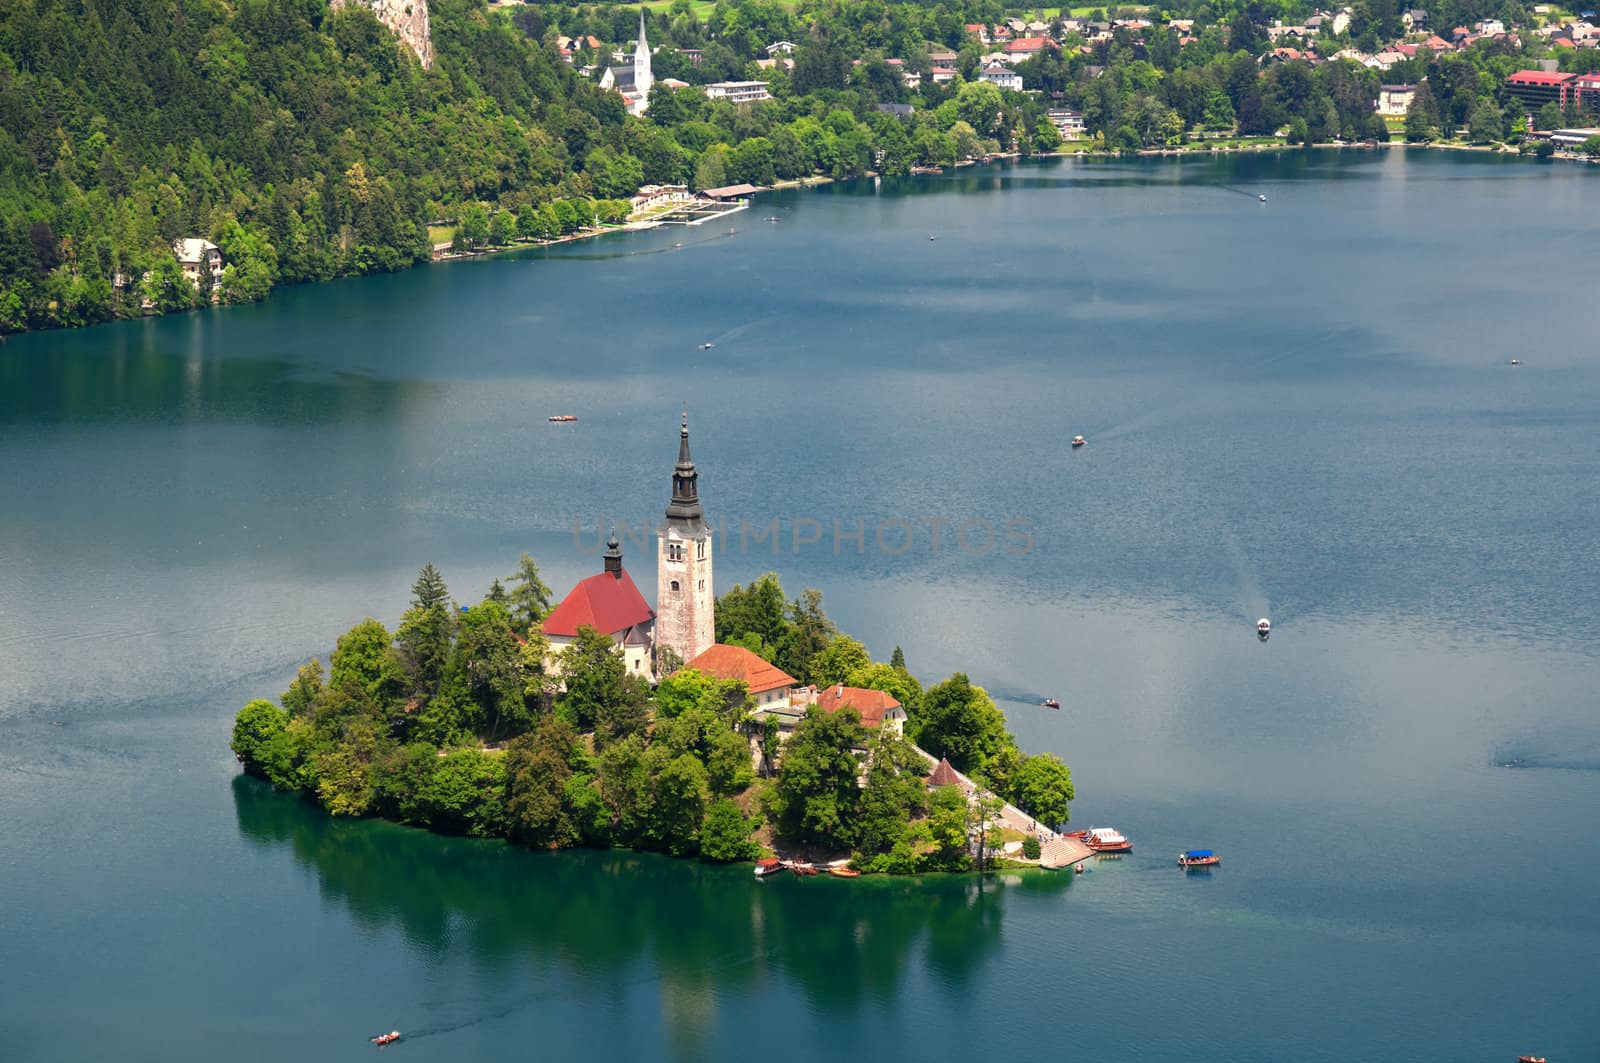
[396,563,456,698]
[507,553,553,632]
[890,645,907,671]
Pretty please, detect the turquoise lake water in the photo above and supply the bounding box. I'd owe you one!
[2,149,1597,1062]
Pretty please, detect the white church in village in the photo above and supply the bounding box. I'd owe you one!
[598,10,654,116]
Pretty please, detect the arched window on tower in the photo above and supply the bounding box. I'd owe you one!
[696,540,706,561]
[670,579,680,591]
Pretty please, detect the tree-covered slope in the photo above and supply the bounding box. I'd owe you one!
[0,0,620,330]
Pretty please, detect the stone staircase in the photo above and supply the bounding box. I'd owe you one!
[1039,834,1092,870]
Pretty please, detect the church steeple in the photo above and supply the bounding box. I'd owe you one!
[603,525,623,577]
[666,407,702,524]
[634,8,653,98]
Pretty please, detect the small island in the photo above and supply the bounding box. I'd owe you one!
[232,417,1077,874]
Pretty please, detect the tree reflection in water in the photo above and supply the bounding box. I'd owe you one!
[232,774,1072,1050]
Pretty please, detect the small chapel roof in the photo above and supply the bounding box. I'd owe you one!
[543,566,655,638]
[926,757,966,788]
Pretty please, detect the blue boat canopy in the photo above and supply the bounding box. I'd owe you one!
[1183,850,1213,859]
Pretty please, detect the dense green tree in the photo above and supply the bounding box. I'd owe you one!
[915,673,1008,774]
[231,699,296,787]
[505,715,583,848]
[507,553,553,632]
[454,600,531,740]
[770,705,867,848]
[700,798,760,862]
[418,748,508,837]
[329,618,409,712]
[1011,753,1075,826]
[396,563,456,697]
[809,635,872,687]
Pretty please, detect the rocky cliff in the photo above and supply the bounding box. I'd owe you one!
[332,0,434,68]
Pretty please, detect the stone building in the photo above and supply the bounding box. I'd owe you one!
[600,10,653,115]
[655,411,714,667]
[542,531,656,677]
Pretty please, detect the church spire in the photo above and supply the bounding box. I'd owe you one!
[603,524,623,577]
[666,407,703,524]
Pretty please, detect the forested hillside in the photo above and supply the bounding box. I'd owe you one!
[0,0,615,331]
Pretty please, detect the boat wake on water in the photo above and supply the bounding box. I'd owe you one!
[1492,747,1600,773]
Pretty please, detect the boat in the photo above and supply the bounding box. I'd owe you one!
[548,415,578,423]
[1257,618,1271,639]
[371,1032,401,1046]
[1510,358,1521,365]
[788,862,820,876]
[698,342,715,349]
[1041,699,1061,709]
[828,866,862,878]
[754,857,785,878]
[1085,827,1133,853]
[1071,435,1086,447]
[1178,849,1220,868]
[1258,194,1267,202]
[1518,1056,1546,1062]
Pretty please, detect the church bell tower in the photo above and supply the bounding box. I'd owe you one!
[656,410,713,669]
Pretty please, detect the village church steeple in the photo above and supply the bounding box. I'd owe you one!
[656,409,713,669]
[633,9,654,101]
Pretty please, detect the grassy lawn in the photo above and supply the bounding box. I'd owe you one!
[427,224,454,246]
[1055,140,1096,153]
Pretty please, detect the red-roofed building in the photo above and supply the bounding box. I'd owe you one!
[965,22,990,42]
[1002,35,1056,59]
[543,531,656,676]
[808,683,908,735]
[1421,34,1455,51]
[1507,69,1577,110]
[926,757,972,791]
[685,644,797,716]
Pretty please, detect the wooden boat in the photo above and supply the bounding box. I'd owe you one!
[1071,435,1086,447]
[1041,698,1060,709]
[547,414,578,423]
[787,862,820,876]
[1085,827,1133,853]
[371,1031,401,1046]
[828,866,862,878]
[1178,849,1220,868]
[754,857,785,878]
[1517,1057,1546,1062]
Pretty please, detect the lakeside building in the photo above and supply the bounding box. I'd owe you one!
[1507,69,1577,111]
[804,684,907,736]
[1047,107,1085,136]
[173,238,223,292]
[703,81,771,103]
[598,10,652,115]
[542,531,657,677]
[1376,84,1417,116]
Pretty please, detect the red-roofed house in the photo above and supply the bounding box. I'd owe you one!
[1421,34,1455,51]
[684,643,797,717]
[808,683,908,735]
[543,532,656,676]
[1002,35,1056,60]
[965,22,990,42]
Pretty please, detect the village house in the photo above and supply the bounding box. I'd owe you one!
[1048,106,1086,136]
[703,80,771,103]
[1376,84,1417,116]
[930,65,958,84]
[980,67,1023,91]
[685,643,799,724]
[803,683,908,736]
[1000,36,1056,62]
[765,40,797,56]
[173,238,223,292]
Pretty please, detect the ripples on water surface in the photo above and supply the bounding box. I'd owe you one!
[1,150,1598,1062]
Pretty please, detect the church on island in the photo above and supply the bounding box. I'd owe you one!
[540,413,907,738]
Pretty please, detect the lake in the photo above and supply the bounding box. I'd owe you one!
[2,149,1597,1063]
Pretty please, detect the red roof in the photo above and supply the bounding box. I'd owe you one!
[1005,36,1052,51]
[1422,35,1453,49]
[1509,70,1575,85]
[684,643,796,693]
[926,758,965,787]
[814,684,904,729]
[965,22,986,32]
[542,568,655,638]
